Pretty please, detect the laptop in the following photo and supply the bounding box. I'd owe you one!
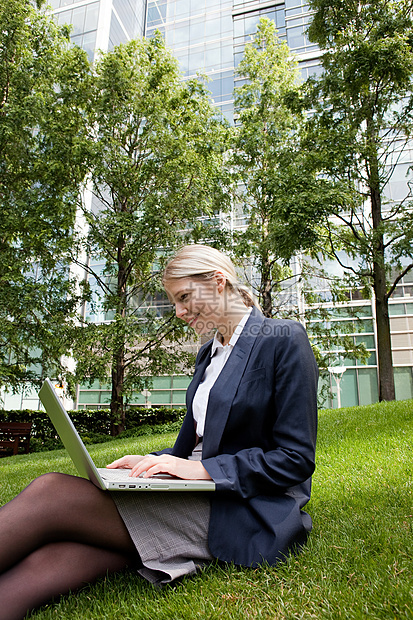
[38,378,215,492]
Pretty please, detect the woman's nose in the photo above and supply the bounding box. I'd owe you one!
[175,302,187,318]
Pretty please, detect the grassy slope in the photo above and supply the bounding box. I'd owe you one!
[1,401,412,619]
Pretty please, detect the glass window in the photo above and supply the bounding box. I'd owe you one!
[394,367,413,400]
[393,349,412,364]
[234,50,243,67]
[71,6,86,35]
[131,392,145,405]
[56,9,72,27]
[355,334,375,348]
[391,285,404,298]
[340,369,358,407]
[222,72,234,95]
[191,0,206,12]
[153,376,172,389]
[221,14,233,35]
[174,25,190,45]
[172,391,186,405]
[221,42,233,67]
[244,14,260,36]
[391,333,408,347]
[151,391,171,405]
[287,25,305,50]
[172,376,191,388]
[190,19,205,40]
[175,0,190,17]
[176,51,189,73]
[204,15,222,41]
[79,391,102,404]
[147,6,162,27]
[82,31,97,62]
[84,2,99,33]
[220,102,234,122]
[207,76,222,98]
[354,305,372,317]
[358,368,379,405]
[233,17,244,39]
[363,351,376,365]
[360,319,374,333]
[276,7,286,28]
[389,304,405,316]
[189,50,205,72]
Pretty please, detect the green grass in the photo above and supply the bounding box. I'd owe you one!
[1,401,412,619]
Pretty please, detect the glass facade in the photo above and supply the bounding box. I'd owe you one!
[50,0,146,60]
[146,0,235,120]
[52,0,101,61]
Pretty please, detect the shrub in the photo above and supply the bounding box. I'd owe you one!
[0,407,186,452]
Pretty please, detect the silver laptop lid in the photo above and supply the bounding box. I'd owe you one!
[39,379,106,490]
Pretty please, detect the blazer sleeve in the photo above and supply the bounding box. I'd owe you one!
[201,321,318,499]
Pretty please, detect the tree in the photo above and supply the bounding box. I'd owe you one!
[230,18,369,388]
[0,0,91,393]
[303,0,413,400]
[71,34,229,433]
[231,18,328,317]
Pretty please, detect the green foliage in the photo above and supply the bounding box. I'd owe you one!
[0,0,92,391]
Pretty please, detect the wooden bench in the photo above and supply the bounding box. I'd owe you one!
[0,422,32,456]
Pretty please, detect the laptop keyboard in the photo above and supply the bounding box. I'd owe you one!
[98,468,133,480]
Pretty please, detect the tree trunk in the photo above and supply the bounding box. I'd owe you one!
[110,349,125,435]
[371,186,395,401]
[261,254,273,318]
[110,231,128,435]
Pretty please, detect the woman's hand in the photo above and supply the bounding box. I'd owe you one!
[106,455,145,470]
[129,454,212,481]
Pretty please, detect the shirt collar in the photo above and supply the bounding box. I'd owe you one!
[210,308,252,356]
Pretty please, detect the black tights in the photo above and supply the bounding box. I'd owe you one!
[0,473,140,620]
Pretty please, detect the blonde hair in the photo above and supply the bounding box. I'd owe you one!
[162,244,259,309]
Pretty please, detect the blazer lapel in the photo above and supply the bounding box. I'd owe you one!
[202,308,264,459]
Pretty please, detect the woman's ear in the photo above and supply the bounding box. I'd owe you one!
[214,271,226,293]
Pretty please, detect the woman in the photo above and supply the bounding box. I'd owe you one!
[0,245,318,619]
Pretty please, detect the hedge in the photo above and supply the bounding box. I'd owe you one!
[0,407,186,452]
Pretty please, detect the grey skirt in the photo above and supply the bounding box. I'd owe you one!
[110,444,214,585]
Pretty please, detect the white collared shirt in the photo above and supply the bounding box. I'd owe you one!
[192,308,252,438]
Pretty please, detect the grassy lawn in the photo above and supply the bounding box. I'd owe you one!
[1,401,412,619]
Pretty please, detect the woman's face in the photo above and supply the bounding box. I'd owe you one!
[164,275,225,336]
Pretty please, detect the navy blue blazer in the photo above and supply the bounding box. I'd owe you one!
[160,307,318,567]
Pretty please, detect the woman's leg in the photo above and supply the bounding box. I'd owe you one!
[0,472,140,619]
[0,542,131,620]
[0,472,137,573]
